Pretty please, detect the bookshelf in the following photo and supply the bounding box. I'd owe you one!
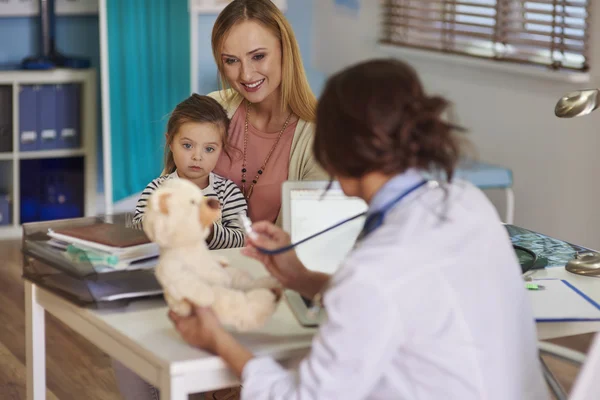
[0,68,98,238]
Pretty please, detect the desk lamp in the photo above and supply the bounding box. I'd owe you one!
[555,89,600,276]
[555,89,600,118]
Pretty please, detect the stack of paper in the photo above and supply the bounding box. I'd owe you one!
[47,223,159,272]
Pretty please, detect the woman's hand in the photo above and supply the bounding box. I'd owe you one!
[169,305,224,354]
[242,221,330,299]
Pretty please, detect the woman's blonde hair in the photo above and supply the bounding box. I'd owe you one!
[211,0,317,122]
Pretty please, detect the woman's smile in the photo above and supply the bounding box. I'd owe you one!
[241,78,265,92]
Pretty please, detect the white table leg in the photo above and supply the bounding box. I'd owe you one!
[25,282,46,400]
[160,373,187,400]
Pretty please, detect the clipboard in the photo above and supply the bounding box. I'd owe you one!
[528,279,600,322]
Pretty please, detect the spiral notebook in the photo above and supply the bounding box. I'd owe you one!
[528,279,600,322]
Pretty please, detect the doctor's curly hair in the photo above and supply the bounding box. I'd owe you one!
[313,58,464,182]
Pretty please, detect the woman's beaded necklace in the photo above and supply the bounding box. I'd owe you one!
[241,101,293,199]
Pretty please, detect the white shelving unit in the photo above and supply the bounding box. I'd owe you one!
[0,68,98,238]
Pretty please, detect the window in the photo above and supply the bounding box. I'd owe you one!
[380,0,591,72]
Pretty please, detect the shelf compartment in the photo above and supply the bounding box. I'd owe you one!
[18,83,82,152]
[20,157,84,224]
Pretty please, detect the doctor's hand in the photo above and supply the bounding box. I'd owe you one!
[169,304,224,354]
[169,304,254,378]
[242,221,329,299]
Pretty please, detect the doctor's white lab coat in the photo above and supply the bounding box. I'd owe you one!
[241,179,548,400]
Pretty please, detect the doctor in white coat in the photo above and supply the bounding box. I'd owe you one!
[169,58,549,400]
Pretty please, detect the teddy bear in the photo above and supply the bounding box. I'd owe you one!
[142,178,281,331]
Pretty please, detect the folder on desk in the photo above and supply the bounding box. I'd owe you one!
[528,279,600,322]
[39,85,58,150]
[19,85,39,151]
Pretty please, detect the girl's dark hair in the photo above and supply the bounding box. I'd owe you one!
[164,94,232,174]
[314,58,462,181]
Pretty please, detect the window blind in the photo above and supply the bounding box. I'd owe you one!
[380,0,591,72]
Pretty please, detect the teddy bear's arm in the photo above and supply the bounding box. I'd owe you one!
[211,286,280,331]
[223,267,281,291]
[161,254,232,287]
[163,277,216,317]
[217,257,229,268]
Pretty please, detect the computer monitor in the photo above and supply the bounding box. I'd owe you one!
[281,181,368,326]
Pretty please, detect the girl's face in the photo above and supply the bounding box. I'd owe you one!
[220,20,282,105]
[169,122,224,188]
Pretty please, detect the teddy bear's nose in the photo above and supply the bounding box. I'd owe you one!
[206,198,220,210]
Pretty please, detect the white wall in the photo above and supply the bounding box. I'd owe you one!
[313,1,600,249]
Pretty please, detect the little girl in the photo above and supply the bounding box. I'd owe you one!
[133,94,247,249]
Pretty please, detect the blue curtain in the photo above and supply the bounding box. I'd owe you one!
[106,0,190,202]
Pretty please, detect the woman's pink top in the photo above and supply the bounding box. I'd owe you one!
[214,101,297,223]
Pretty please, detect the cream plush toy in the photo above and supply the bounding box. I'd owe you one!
[143,179,281,331]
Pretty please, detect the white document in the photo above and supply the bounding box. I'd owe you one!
[528,279,600,322]
[290,189,367,275]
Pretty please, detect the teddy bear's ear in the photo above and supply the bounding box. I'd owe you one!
[199,197,221,227]
[148,187,172,215]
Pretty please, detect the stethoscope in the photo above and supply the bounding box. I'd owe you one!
[241,178,539,274]
[239,178,538,319]
[244,179,431,255]
[513,245,539,273]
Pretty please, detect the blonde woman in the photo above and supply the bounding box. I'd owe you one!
[113,1,324,399]
[209,0,326,225]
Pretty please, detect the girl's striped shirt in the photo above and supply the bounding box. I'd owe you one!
[133,171,247,249]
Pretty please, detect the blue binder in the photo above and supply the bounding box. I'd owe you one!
[0,86,11,152]
[19,85,39,152]
[57,84,81,149]
[55,84,66,149]
[39,85,58,150]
